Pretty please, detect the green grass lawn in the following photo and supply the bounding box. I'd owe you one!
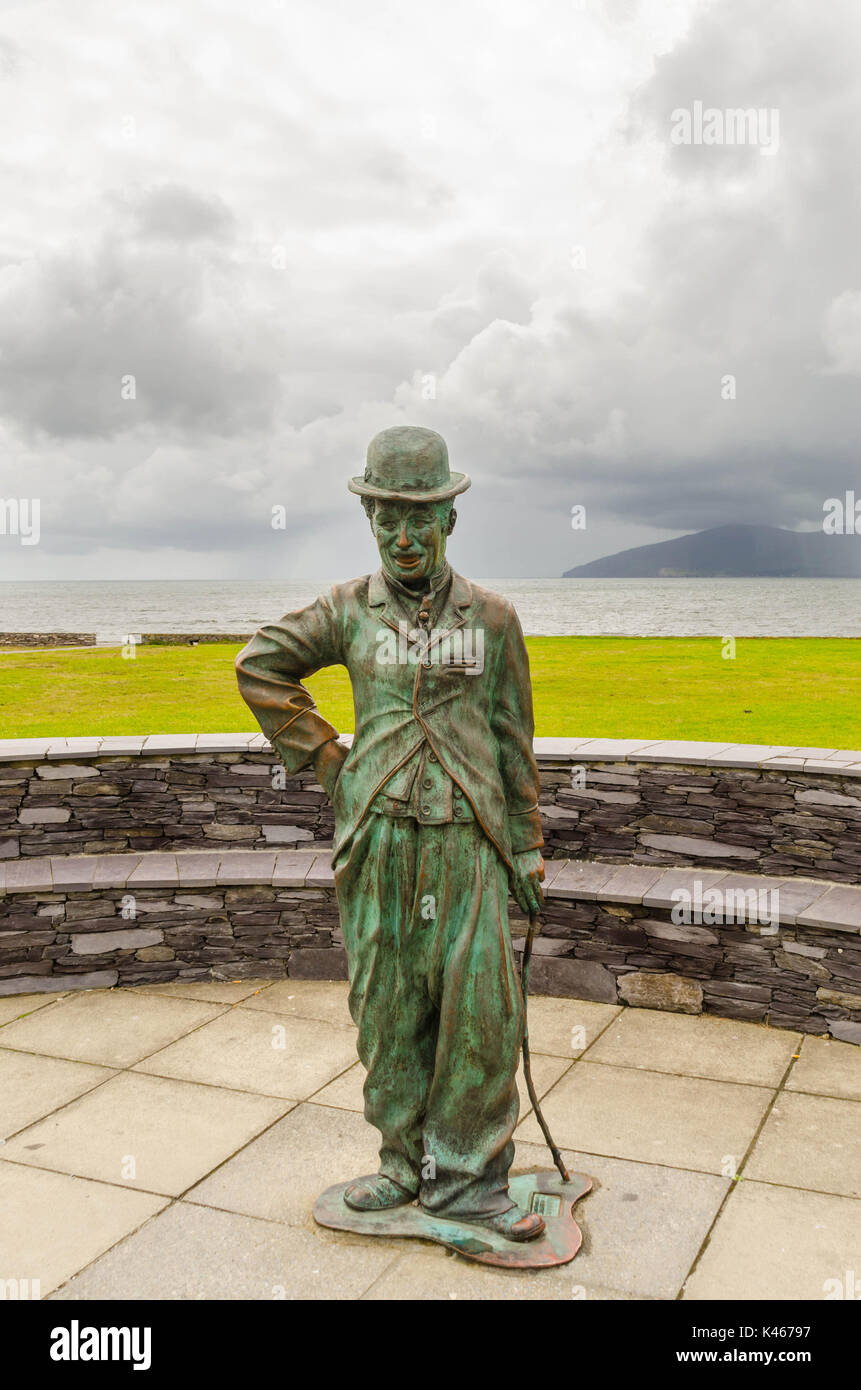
[0,638,858,745]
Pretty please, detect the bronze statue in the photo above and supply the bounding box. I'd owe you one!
[237,426,590,1262]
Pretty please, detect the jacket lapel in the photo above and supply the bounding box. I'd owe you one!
[424,570,472,657]
[367,568,408,635]
[366,568,472,646]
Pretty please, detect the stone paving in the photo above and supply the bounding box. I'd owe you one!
[0,979,858,1301]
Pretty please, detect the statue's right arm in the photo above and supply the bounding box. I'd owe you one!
[235,591,347,792]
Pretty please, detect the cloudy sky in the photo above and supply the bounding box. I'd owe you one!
[1,0,859,582]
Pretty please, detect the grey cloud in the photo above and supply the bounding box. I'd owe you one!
[1,0,859,581]
[0,236,282,439]
[130,185,237,242]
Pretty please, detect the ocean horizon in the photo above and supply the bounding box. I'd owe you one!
[2,576,861,638]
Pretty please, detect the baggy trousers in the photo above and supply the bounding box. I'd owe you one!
[333,813,525,1218]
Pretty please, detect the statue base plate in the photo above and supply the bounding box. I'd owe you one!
[313,1169,593,1268]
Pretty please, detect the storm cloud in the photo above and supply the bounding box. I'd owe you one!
[0,0,858,581]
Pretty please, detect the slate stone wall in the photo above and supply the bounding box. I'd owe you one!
[2,878,859,1042]
[1,756,333,862]
[0,883,344,996]
[3,749,861,884]
[0,633,248,648]
[510,897,861,1042]
[537,760,861,882]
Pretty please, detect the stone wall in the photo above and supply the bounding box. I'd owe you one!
[3,736,861,883]
[2,849,859,1042]
[0,633,249,648]
[523,891,861,1042]
[0,633,97,649]
[0,882,342,994]
[537,759,861,882]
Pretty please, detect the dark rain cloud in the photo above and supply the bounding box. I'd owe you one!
[0,0,859,580]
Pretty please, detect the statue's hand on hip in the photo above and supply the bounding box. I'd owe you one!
[510,849,545,919]
[313,739,348,799]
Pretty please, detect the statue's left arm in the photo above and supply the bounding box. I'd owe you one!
[235,592,348,796]
[491,604,545,917]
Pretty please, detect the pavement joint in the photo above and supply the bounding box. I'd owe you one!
[2,979,857,1300]
[676,1027,816,1296]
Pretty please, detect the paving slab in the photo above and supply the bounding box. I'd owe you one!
[305,854,335,888]
[216,850,276,885]
[706,871,786,900]
[744,1091,861,1198]
[766,878,833,925]
[509,1139,729,1300]
[797,884,861,933]
[517,1062,773,1174]
[2,1070,290,1195]
[0,992,66,1027]
[49,1200,399,1301]
[636,741,736,764]
[0,1048,116,1138]
[600,865,665,904]
[186,1102,381,1227]
[308,1060,366,1111]
[643,868,729,910]
[585,1009,800,1087]
[0,989,227,1067]
[0,738,54,762]
[364,1248,638,1300]
[706,745,797,767]
[141,735,198,754]
[174,852,223,888]
[786,1035,861,1102]
[549,861,618,901]
[46,738,104,760]
[0,971,854,1301]
[49,856,96,892]
[91,854,143,890]
[683,1181,861,1300]
[533,737,598,758]
[2,857,53,892]
[272,850,318,888]
[0,1160,167,1297]
[522,995,620,1058]
[137,979,265,1005]
[133,1008,358,1100]
[127,854,179,890]
[537,857,571,891]
[576,738,661,758]
[239,978,355,1028]
[97,736,147,753]
[195,734,258,752]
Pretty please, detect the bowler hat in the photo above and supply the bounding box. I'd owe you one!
[348,426,470,502]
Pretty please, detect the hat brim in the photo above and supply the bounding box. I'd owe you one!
[348,471,470,502]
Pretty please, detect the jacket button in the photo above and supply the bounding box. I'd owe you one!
[422,778,432,789]
[454,805,462,817]
[428,752,437,762]
[453,786,462,798]
[421,805,430,815]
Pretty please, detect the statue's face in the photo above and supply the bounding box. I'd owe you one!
[370,499,451,587]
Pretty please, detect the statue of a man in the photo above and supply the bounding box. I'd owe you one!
[236,425,547,1242]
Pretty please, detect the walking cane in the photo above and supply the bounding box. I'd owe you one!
[520,909,571,1184]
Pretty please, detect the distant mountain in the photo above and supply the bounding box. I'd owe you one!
[563,524,861,579]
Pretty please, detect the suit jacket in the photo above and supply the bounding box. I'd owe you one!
[235,568,544,870]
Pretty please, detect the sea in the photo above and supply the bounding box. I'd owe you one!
[1,577,860,637]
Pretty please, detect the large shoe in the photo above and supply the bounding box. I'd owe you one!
[461,1206,546,1242]
[343,1174,416,1212]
